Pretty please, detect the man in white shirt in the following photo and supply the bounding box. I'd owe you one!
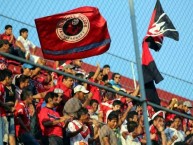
[17,28,42,64]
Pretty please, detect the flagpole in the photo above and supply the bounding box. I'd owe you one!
[128,0,152,145]
[130,62,137,89]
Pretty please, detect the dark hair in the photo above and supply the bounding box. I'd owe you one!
[20,88,33,101]
[19,28,28,35]
[127,111,138,122]
[127,121,138,132]
[0,69,12,81]
[15,75,30,87]
[5,25,12,30]
[112,73,120,80]
[87,71,95,79]
[107,111,118,121]
[63,73,73,80]
[90,99,99,106]
[77,107,88,119]
[105,91,115,100]
[104,83,112,88]
[103,64,110,69]
[44,92,58,103]
[112,100,123,107]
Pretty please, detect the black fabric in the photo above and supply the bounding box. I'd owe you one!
[49,135,63,145]
[145,81,161,107]
[5,84,16,103]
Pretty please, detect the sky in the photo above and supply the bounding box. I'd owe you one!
[0,0,193,99]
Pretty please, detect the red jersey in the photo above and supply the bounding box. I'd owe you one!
[149,124,159,141]
[39,107,64,137]
[99,100,113,122]
[88,78,104,103]
[14,101,30,137]
[0,33,16,46]
[0,83,6,117]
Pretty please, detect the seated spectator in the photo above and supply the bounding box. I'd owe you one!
[165,116,184,145]
[0,40,10,70]
[17,28,44,64]
[99,111,119,145]
[88,99,99,120]
[39,92,70,145]
[123,121,143,145]
[109,73,122,91]
[102,64,110,83]
[71,59,86,75]
[0,25,26,58]
[63,85,90,118]
[66,107,92,145]
[14,88,39,145]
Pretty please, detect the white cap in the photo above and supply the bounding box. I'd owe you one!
[54,88,64,94]
[183,101,193,108]
[74,85,89,94]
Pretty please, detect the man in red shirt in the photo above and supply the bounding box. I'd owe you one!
[39,92,70,145]
[0,69,14,145]
[14,88,39,145]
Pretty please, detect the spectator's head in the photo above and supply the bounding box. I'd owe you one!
[15,75,30,89]
[107,111,118,129]
[62,75,74,88]
[102,64,110,75]
[5,25,12,35]
[127,111,138,122]
[103,91,115,101]
[171,116,182,130]
[63,64,75,74]
[20,88,33,104]
[74,85,89,101]
[0,40,10,53]
[97,70,103,81]
[112,100,122,111]
[127,121,143,135]
[73,59,83,67]
[19,28,28,39]
[44,92,59,108]
[152,111,165,130]
[77,107,89,123]
[0,69,12,85]
[21,63,35,76]
[112,73,121,83]
[74,73,84,86]
[183,101,192,113]
[54,88,64,104]
[90,99,99,113]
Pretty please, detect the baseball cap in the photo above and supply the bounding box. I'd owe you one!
[63,64,75,70]
[152,110,165,120]
[22,63,34,69]
[183,101,192,108]
[54,88,64,94]
[74,85,89,94]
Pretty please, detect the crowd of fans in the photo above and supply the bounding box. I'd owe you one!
[0,24,193,145]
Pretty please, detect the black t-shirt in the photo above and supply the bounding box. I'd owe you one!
[5,84,16,103]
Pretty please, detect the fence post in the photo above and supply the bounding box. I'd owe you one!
[128,0,152,144]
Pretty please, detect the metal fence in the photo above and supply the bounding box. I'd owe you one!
[0,1,193,144]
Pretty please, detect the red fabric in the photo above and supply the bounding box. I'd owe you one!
[149,125,159,141]
[38,107,64,137]
[88,78,104,103]
[0,33,16,46]
[0,83,6,117]
[14,101,30,137]
[72,121,90,139]
[35,6,111,60]
[99,101,112,122]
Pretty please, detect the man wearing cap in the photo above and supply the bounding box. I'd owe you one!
[149,111,168,145]
[63,64,75,75]
[63,85,90,118]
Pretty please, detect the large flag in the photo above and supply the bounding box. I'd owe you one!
[35,6,111,60]
[142,0,179,84]
[145,0,179,52]
[142,0,179,105]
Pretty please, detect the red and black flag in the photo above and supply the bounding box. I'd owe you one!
[145,0,179,52]
[142,0,179,84]
[35,6,111,60]
[142,0,179,106]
